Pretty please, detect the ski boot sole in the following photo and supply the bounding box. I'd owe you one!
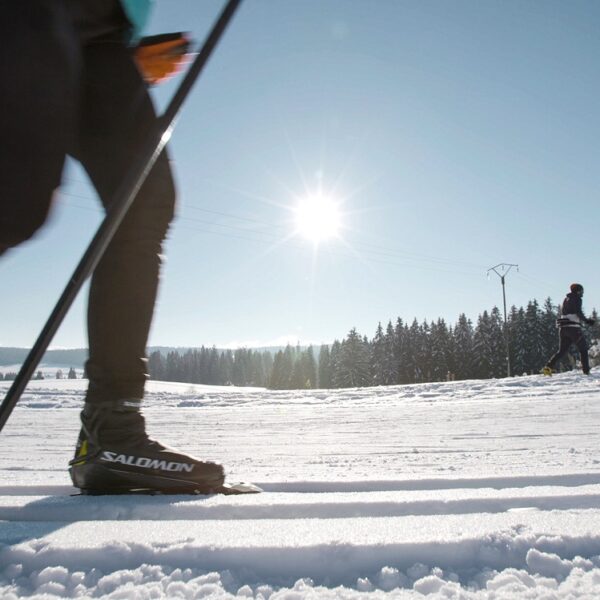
[70,461,225,495]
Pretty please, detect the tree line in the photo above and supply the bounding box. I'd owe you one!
[5,298,593,389]
[1,367,78,381]
[316,300,599,389]
[147,347,274,388]
[142,298,599,390]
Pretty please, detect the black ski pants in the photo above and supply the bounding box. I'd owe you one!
[547,327,590,374]
[0,1,176,403]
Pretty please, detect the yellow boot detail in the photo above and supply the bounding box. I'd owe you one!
[71,439,88,466]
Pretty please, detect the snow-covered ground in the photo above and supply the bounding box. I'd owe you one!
[1,370,600,598]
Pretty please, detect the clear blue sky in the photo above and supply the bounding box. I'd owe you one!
[2,0,599,349]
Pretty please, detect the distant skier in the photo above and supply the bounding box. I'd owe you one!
[0,1,225,493]
[542,283,595,376]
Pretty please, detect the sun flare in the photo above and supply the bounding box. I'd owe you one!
[294,193,342,243]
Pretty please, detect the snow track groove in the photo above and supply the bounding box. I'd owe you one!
[2,483,600,522]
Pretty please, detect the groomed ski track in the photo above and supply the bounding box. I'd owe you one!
[1,370,600,598]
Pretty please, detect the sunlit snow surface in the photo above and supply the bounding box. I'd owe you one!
[1,370,600,598]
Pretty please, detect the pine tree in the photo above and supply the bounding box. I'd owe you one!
[287,347,317,389]
[405,319,422,383]
[290,355,305,389]
[302,346,317,388]
[393,318,409,384]
[148,350,165,381]
[370,323,387,386]
[269,345,295,389]
[523,300,546,373]
[260,351,274,387]
[381,321,398,384]
[318,345,331,388]
[282,345,295,389]
[337,328,371,388]
[508,306,527,376]
[207,347,220,385]
[429,318,451,381]
[473,310,505,378]
[419,320,432,382]
[269,351,283,389]
[491,307,508,377]
[197,347,209,383]
[539,298,559,369]
[219,350,234,385]
[165,351,180,382]
[180,349,193,383]
[452,313,474,380]
[330,340,343,388]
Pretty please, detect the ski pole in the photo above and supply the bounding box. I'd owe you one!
[0,0,243,433]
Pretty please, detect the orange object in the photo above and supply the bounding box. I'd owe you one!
[135,32,191,85]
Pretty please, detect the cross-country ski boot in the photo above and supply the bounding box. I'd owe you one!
[69,399,225,495]
[541,366,554,376]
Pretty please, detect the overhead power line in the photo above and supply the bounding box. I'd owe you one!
[57,190,488,275]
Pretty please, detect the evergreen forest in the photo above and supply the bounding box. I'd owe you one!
[146,298,600,390]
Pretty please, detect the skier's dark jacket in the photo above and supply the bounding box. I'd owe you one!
[557,292,588,329]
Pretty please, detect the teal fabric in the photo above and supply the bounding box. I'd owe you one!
[120,0,154,40]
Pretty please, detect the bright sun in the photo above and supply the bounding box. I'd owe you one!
[294,193,342,243]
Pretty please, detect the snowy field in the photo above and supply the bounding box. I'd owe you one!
[1,370,600,598]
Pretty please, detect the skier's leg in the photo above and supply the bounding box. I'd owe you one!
[573,333,590,375]
[75,28,175,404]
[546,330,572,370]
[0,1,78,252]
[69,4,223,492]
